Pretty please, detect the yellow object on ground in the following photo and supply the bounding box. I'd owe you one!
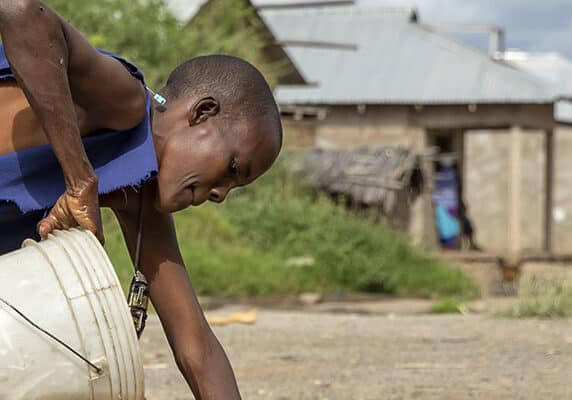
[208,309,257,326]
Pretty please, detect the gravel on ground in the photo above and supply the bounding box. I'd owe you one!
[141,300,572,400]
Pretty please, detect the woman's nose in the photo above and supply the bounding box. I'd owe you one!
[209,187,229,203]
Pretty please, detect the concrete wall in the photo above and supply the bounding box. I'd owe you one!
[282,104,559,254]
[282,103,553,150]
[520,130,546,252]
[553,125,572,253]
[281,108,430,155]
[313,106,423,149]
[463,129,545,253]
[281,119,317,149]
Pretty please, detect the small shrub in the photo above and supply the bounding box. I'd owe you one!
[501,273,572,318]
[431,298,466,314]
[219,154,478,299]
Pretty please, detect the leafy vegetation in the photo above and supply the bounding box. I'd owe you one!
[46,0,284,88]
[104,155,478,299]
[430,298,466,314]
[46,0,187,87]
[42,0,477,299]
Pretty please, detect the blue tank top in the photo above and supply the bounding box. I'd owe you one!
[0,46,158,253]
[0,46,158,213]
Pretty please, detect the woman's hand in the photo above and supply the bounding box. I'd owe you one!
[37,177,104,244]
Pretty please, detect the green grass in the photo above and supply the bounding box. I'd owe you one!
[499,273,572,319]
[430,298,466,314]
[103,153,478,299]
[101,211,130,292]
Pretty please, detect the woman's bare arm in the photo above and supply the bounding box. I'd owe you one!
[113,184,242,400]
[0,0,146,242]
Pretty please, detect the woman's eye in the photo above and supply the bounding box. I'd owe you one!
[229,158,239,176]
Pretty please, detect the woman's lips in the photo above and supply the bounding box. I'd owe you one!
[188,184,207,206]
[181,181,196,207]
[188,185,195,206]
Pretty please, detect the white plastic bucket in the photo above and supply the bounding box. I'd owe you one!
[0,228,145,400]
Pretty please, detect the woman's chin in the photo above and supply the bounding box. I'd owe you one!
[156,198,184,213]
[190,197,207,207]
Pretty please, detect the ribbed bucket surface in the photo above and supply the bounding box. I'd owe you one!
[0,228,145,400]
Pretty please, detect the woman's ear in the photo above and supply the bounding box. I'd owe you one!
[188,97,220,126]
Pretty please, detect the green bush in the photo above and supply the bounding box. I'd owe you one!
[104,154,478,299]
[45,0,285,88]
[219,156,478,298]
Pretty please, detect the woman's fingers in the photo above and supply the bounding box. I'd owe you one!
[66,191,105,244]
[36,190,104,244]
[37,199,74,239]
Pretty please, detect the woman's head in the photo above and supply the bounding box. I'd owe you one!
[152,55,282,212]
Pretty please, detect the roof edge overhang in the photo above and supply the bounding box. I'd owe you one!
[276,100,557,107]
[556,95,572,102]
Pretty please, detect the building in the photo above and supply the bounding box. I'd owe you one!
[503,51,572,255]
[168,1,571,262]
[258,4,568,261]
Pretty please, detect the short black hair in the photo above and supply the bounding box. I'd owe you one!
[164,55,282,143]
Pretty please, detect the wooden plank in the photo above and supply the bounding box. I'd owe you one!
[273,40,358,51]
[422,131,438,249]
[509,125,522,262]
[544,129,554,253]
[256,0,355,10]
[437,250,572,264]
[437,250,504,263]
[409,104,555,131]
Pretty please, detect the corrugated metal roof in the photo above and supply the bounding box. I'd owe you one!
[504,52,572,93]
[504,51,572,123]
[260,5,558,105]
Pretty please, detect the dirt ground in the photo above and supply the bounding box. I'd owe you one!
[140,297,572,400]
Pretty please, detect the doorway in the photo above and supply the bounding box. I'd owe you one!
[427,130,479,250]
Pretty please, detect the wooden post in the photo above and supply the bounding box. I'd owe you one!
[544,129,554,253]
[410,128,438,249]
[508,126,522,263]
[422,151,438,249]
[421,130,439,250]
